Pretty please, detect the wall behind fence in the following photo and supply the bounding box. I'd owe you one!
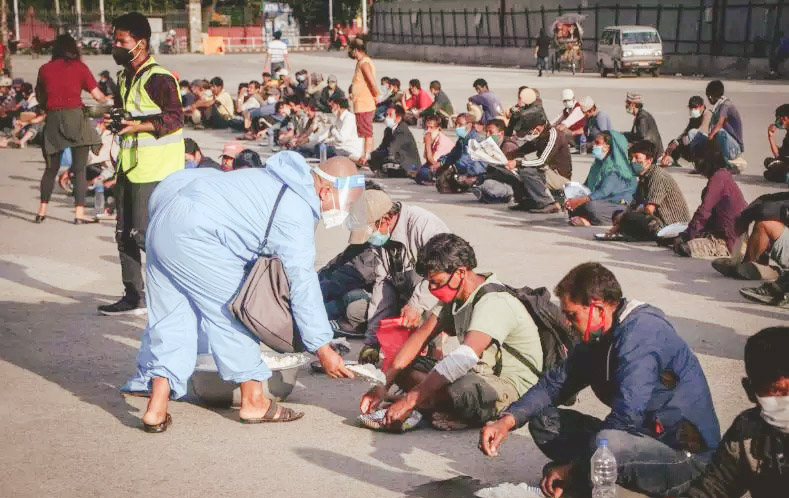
[371,1,789,57]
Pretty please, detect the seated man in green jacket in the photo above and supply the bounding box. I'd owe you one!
[359,233,543,432]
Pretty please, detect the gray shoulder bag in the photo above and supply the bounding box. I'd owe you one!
[229,184,302,353]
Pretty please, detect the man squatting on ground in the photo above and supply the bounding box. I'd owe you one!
[480,263,721,497]
[360,233,544,431]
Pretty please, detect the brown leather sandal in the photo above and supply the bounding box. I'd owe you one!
[240,401,304,424]
[143,413,172,433]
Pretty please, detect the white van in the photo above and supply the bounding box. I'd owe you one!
[597,25,664,77]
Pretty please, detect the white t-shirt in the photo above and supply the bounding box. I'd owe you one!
[267,40,288,62]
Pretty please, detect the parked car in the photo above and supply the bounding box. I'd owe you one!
[78,30,112,54]
[597,25,664,77]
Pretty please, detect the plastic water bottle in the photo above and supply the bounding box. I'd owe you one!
[319,143,328,163]
[94,182,105,214]
[591,438,617,498]
[579,134,587,155]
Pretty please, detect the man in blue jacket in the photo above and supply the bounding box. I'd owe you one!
[480,262,720,497]
[122,153,358,432]
[434,112,487,193]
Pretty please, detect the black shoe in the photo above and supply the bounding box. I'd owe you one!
[98,298,147,316]
[508,203,531,211]
[34,215,46,223]
[740,283,789,307]
[74,217,99,225]
[529,203,560,214]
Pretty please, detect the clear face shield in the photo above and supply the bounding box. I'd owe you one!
[312,166,367,230]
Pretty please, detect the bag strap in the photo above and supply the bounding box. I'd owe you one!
[258,184,288,254]
[470,283,543,378]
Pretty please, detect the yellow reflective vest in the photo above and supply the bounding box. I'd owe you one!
[117,57,184,183]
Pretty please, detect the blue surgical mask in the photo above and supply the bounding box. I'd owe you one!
[592,145,606,160]
[776,118,786,130]
[455,126,468,138]
[185,160,198,169]
[368,231,390,247]
[631,161,645,175]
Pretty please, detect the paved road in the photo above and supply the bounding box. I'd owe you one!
[1,52,787,497]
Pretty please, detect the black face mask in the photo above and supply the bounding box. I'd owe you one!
[112,40,141,66]
[347,49,356,59]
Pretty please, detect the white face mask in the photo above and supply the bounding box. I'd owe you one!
[563,100,575,110]
[757,395,789,433]
[689,108,702,119]
[320,190,349,229]
[267,96,277,104]
[384,116,396,129]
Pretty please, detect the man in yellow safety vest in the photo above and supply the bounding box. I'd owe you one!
[98,12,184,316]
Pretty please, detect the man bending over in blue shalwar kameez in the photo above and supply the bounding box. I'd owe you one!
[122,153,360,432]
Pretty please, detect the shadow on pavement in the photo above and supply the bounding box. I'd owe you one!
[0,260,144,428]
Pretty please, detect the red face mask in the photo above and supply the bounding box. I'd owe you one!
[430,271,462,304]
[583,304,606,343]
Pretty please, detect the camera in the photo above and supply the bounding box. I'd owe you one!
[107,108,130,134]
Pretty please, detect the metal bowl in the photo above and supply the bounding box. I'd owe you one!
[189,352,310,408]
[83,104,113,118]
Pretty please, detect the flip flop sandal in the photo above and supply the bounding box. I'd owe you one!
[594,232,624,241]
[143,413,172,433]
[568,216,591,227]
[240,401,304,424]
[358,408,423,432]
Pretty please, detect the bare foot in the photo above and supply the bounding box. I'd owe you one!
[431,412,469,431]
[142,377,170,425]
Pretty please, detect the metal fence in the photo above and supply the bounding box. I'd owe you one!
[370,1,788,57]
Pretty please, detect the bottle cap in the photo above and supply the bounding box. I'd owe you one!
[598,438,608,447]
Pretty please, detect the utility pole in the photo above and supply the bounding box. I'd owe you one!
[329,0,333,33]
[76,0,83,38]
[100,0,106,30]
[13,0,20,41]
[1,0,9,72]
[362,0,367,33]
[54,0,61,35]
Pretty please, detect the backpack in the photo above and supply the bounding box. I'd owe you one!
[473,283,575,378]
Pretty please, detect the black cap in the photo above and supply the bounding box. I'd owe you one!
[688,96,704,108]
[99,70,111,78]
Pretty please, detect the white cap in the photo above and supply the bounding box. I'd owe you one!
[561,88,575,101]
[277,68,289,77]
[580,96,595,112]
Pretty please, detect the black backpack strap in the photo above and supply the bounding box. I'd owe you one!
[258,184,288,255]
[470,283,543,378]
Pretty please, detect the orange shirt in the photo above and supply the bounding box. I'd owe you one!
[351,55,377,113]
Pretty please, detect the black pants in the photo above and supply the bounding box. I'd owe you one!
[616,210,663,241]
[487,165,554,209]
[40,146,90,206]
[115,175,158,305]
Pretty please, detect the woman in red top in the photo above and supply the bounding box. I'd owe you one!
[34,34,107,224]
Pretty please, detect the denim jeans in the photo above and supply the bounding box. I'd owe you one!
[687,128,742,162]
[528,407,709,496]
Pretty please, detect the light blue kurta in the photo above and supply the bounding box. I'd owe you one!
[122,152,333,398]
